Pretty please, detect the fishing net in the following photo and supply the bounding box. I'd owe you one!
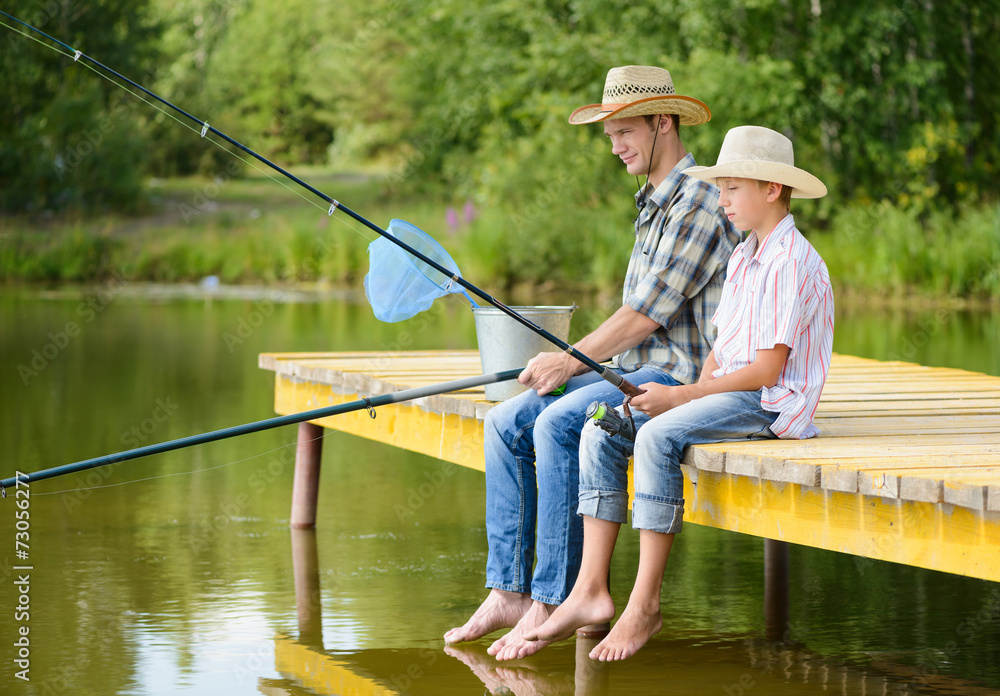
[364,219,478,322]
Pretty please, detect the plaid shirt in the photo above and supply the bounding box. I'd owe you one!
[613,153,741,384]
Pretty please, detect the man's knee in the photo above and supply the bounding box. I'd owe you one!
[534,399,578,445]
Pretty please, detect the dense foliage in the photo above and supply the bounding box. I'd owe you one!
[4,0,998,210]
[0,0,159,212]
[1,0,998,296]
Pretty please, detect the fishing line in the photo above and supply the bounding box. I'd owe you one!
[2,14,479,321]
[32,427,334,497]
[1,9,643,398]
[0,13,375,248]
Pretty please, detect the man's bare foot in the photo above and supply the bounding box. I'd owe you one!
[488,600,556,661]
[588,601,662,661]
[522,588,616,649]
[443,644,505,692]
[444,589,532,644]
[494,664,573,696]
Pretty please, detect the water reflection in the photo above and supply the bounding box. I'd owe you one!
[270,526,1000,696]
[2,289,1000,695]
[445,641,610,696]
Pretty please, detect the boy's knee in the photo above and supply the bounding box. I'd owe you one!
[580,418,607,450]
[634,421,684,461]
[633,422,657,449]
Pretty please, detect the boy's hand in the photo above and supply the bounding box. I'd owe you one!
[629,382,694,418]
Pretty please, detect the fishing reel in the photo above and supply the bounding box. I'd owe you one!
[586,401,636,442]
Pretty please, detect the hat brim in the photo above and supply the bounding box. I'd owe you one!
[683,161,827,199]
[568,96,711,126]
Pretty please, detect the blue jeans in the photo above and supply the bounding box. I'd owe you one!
[578,390,778,534]
[483,367,679,604]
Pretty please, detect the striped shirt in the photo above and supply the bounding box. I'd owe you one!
[712,214,835,439]
[614,153,741,384]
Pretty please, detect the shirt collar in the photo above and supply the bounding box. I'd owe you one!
[739,213,796,261]
[633,153,698,212]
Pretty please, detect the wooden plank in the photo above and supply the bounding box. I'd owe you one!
[814,416,1000,436]
[261,349,1000,582]
[815,399,1000,412]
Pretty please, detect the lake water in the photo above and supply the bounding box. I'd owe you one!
[1,286,999,695]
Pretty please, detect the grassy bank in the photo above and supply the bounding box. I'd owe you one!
[2,172,998,305]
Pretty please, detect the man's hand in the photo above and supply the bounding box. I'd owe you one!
[628,382,695,418]
[519,352,584,396]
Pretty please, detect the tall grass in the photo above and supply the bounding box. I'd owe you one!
[2,173,998,305]
[810,202,1000,302]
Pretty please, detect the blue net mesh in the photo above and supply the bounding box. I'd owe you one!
[364,219,477,322]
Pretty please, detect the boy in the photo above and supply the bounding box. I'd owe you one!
[521,125,834,662]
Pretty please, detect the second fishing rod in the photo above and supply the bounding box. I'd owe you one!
[0,10,643,399]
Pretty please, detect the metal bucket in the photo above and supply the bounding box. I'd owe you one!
[473,305,576,401]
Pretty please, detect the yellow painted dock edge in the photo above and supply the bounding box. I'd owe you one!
[270,372,1000,583]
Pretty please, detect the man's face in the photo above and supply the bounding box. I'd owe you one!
[603,116,659,177]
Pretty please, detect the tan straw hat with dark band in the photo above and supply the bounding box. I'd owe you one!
[683,125,827,199]
[568,65,711,126]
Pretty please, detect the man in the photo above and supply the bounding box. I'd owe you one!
[444,65,741,661]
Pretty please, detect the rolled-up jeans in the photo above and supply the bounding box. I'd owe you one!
[579,389,779,534]
[483,367,679,604]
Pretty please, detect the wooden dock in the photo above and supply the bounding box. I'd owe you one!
[259,350,1000,582]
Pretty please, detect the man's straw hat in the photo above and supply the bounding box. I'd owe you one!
[683,126,827,199]
[568,65,711,126]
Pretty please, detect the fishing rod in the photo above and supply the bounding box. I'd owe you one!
[0,368,522,493]
[0,10,643,399]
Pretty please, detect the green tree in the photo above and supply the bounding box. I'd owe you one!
[0,0,159,212]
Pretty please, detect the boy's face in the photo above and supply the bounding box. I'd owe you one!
[717,177,776,232]
[603,116,659,177]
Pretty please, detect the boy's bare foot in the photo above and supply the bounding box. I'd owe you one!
[488,600,555,661]
[588,601,662,661]
[521,588,615,650]
[444,589,532,644]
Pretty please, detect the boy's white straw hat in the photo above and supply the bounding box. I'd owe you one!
[683,126,827,199]
[568,65,711,126]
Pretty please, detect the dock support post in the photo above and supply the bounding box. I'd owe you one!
[764,538,790,642]
[291,527,323,646]
[290,421,324,529]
